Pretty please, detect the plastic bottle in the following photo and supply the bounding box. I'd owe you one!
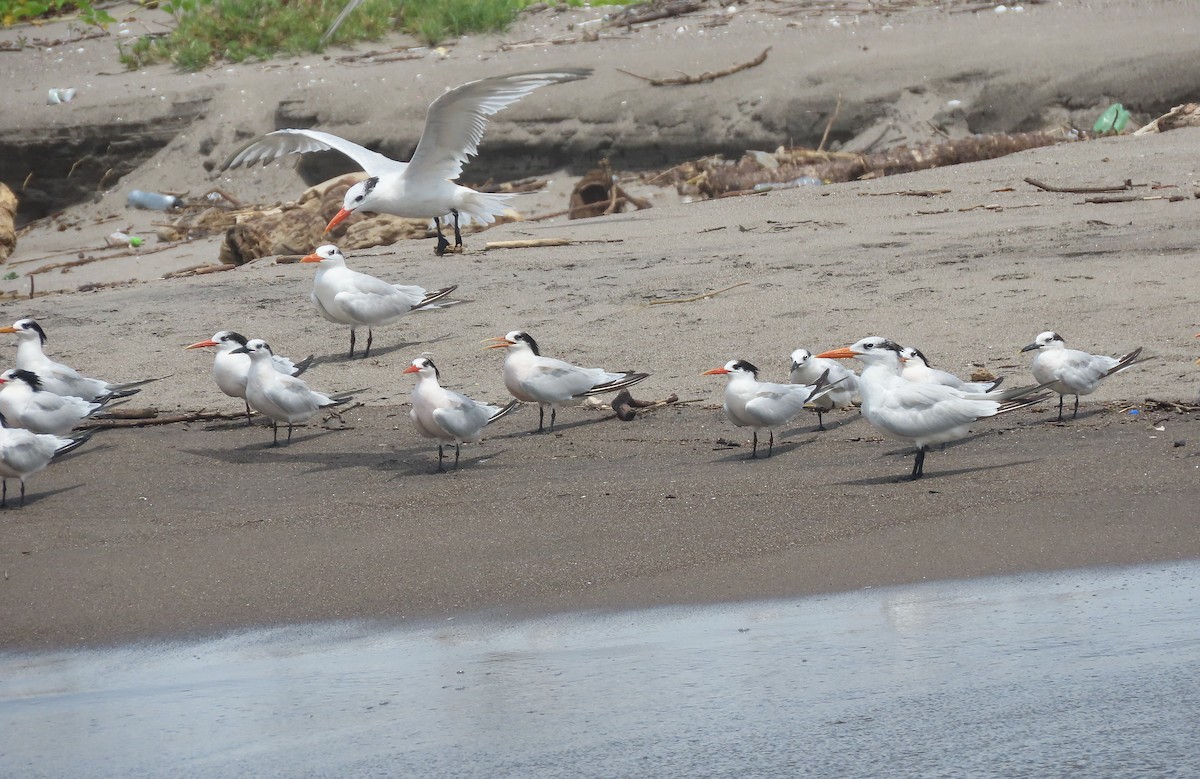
[127,190,184,211]
[107,232,145,248]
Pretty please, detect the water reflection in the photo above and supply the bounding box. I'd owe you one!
[3,562,1198,777]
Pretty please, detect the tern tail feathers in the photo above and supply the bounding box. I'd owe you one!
[457,191,513,226]
[291,355,316,377]
[487,399,522,426]
[576,371,650,398]
[54,431,94,459]
[415,285,461,310]
[1105,347,1144,378]
[996,392,1053,415]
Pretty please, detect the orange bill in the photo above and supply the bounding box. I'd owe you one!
[815,347,857,360]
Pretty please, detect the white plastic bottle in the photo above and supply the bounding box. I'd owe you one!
[128,190,183,211]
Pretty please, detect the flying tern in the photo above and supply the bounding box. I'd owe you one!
[301,244,458,358]
[789,348,859,431]
[705,359,840,458]
[1020,331,1143,421]
[0,415,91,508]
[485,330,649,432]
[819,337,1048,480]
[0,369,110,436]
[221,69,592,255]
[403,356,520,471]
[186,331,314,424]
[232,339,353,445]
[0,318,159,401]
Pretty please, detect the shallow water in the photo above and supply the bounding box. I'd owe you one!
[3,562,1198,778]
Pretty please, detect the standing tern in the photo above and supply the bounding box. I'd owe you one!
[302,244,459,358]
[403,356,520,472]
[0,369,110,435]
[897,346,1003,394]
[789,348,859,431]
[232,339,353,446]
[0,318,159,401]
[704,359,840,458]
[485,331,649,432]
[0,415,91,508]
[221,69,592,255]
[1020,331,1143,421]
[818,337,1049,480]
[185,331,314,424]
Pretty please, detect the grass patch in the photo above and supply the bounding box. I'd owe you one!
[120,0,625,71]
[0,0,113,28]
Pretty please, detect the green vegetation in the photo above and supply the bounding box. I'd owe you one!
[0,0,114,29]
[118,0,627,72]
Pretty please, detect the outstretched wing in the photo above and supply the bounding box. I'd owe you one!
[407,69,592,183]
[220,128,405,175]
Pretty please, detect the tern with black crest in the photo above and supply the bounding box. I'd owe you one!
[0,414,91,508]
[819,337,1048,480]
[186,331,314,424]
[302,244,458,358]
[789,348,859,431]
[404,357,520,471]
[0,318,158,401]
[221,69,592,255]
[706,359,841,458]
[0,369,109,436]
[485,331,648,432]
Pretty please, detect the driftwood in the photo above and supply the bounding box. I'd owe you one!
[485,238,572,250]
[676,130,1074,198]
[162,263,239,279]
[568,161,653,219]
[1025,177,1133,194]
[611,391,680,422]
[0,183,15,263]
[79,409,251,429]
[607,0,702,28]
[617,47,770,86]
[647,282,748,305]
[1083,194,1190,204]
[1133,103,1200,135]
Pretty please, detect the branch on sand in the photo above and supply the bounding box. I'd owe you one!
[617,47,770,86]
[1024,177,1133,194]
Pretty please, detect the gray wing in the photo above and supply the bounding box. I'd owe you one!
[220,128,405,175]
[407,69,592,183]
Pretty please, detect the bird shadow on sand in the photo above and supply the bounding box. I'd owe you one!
[384,445,518,477]
[837,458,1042,487]
[4,481,84,509]
[710,435,820,463]
[314,331,458,365]
[782,413,859,438]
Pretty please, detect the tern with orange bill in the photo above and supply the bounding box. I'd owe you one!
[0,318,159,401]
[0,416,91,508]
[818,337,1049,480]
[404,356,520,471]
[186,331,314,424]
[302,244,458,359]
[0,369,111,436]
[220,69,591,255]
[485,330,648,432]
[705,359,841,458]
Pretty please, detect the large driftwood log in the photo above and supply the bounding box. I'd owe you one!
[0,183,16,263]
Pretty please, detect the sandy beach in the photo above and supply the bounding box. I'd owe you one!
[1,0,1199,651]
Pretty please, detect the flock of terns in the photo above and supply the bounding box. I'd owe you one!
[0,68,1158,505]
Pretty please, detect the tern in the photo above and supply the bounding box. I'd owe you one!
[403,356,520,472]
[221,69,592,255]
[705,359,841,458]
[789,348,859,431]
[1020,331,1143,421]
[186,331,314,424]
[0,415,91,508]
[0,369,110,436]
[232,339,353,446]
[485,331,649,432]
[818,337,1048,480]
[0,318,159,401]
[897,346,1003,394]
[301,244,459,358]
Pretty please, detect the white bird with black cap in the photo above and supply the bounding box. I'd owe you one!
[301,244,459,359]
[485,330,649,433]
[1020,331,1143,421]
[232,339,353,446]
[897,346,1004,394]
[818,337,1049,480]
[0,369,110,436]
[0,318,158,401]
[705,359,841,458]
[221,69,592,255]
[404,356,520,471]
[186,331,314,424]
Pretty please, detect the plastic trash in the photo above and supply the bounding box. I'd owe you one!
[46,88,76,105]
[107,231,144,248]
[127,190,184,211]
[751,177,823,193]
[1093,103,1132,134]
